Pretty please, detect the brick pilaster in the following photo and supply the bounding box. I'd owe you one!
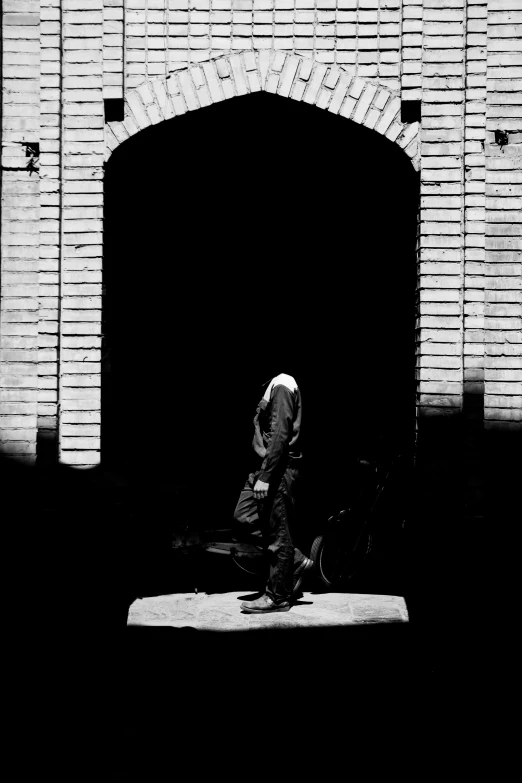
[401,0,422,102]
[38,0,61,461]
[58,0,104,466]
[484,0,522,431]
[461,0,487,516]
[103,0,125,99]
[418,0,466,418]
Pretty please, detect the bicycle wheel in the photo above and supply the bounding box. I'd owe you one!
[231,549,267,578]
[311,526,372,588]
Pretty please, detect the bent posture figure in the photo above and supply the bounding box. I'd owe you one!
[234,372,313,613]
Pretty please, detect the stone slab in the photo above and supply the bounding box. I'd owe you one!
[127,591,408,630]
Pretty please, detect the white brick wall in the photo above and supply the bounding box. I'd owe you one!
[118,0,403,88]
[1,0,521,477]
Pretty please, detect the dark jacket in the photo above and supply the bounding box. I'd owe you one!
[252,382,302,483]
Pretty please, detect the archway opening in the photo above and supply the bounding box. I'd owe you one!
[103,90,419,537]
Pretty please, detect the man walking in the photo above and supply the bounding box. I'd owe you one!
[233,372,314,613]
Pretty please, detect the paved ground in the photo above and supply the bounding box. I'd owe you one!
[127,589,409,629]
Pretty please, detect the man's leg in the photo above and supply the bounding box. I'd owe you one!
[232,472,263,543]
[238,468,312,611]
[265,468,306,604]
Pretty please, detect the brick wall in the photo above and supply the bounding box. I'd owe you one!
[1,1,520,504]
[120,0,403,88]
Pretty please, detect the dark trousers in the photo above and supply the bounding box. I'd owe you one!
[233,466,305,603]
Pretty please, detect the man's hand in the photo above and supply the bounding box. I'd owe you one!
[253,479,269,501]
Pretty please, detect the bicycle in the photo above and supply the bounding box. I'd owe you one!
[310,451,408,588]
[171,524,266,578]
[170,449,408,591]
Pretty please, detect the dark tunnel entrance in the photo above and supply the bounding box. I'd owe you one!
[103,91,419,538]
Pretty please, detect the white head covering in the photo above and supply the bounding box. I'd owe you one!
[263,373,298,402]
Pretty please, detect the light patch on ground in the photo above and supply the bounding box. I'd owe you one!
[128,591,409,629]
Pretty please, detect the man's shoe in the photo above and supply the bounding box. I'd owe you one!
[240,594,291,613]
[292,557,314,596]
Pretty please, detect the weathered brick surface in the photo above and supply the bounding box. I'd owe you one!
[1,1,520,480]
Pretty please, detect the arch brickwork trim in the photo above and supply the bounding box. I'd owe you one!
[105,51,420,170]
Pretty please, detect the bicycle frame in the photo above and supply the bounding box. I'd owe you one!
[344,454,403,551]
[310,452,407,587]
[172,527,263,559]
[170,452,407,585]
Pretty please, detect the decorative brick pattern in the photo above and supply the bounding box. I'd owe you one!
[106,50,419,163]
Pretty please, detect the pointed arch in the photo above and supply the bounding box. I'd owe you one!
[104,51,419,170]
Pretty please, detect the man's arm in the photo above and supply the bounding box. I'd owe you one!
[257,384,295,484]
